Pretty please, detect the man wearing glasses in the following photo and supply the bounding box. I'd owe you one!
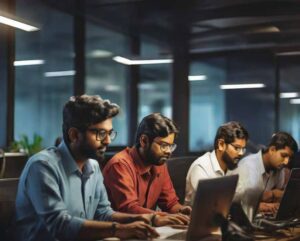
[233,132,298,216]
[103,113,192,223]
[185,121,249,206]
[15,95,159,241]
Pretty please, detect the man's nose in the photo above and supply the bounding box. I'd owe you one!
[283,157,289,166]
[102,134,111,145]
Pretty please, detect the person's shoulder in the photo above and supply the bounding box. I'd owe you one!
[103,147,133,171]
[28,146,61,166]
[193,151,212,167]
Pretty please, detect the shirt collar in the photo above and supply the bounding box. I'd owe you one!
[257,150,266,175]
[211,150,225,175]
[58,140,94,176]
[129,146,159,176]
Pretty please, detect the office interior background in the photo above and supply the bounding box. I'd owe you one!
[1,0,300,156]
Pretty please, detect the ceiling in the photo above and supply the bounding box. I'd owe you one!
[78,0,300,55]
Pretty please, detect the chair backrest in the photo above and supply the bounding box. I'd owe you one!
[0,152,28,178]
[0,178,19,240]
[167,156,197,204]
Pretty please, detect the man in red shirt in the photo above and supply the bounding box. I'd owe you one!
[103,113,191,225]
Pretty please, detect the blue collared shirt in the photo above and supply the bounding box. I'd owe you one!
[15,141,115,241]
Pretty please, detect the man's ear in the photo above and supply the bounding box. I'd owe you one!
[217,139,226,152]
[68,127,80,143]
[140,134,149,148]
[269,146,277,154]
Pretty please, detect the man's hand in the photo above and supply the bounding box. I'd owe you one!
[259,202,279,214]
[179,206,192,216]
[272,189,283,202]
[115,221,159,239]
[153,213,190,227]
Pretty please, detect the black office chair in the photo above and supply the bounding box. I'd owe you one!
[167,156,197,204]
[0,178,19,241]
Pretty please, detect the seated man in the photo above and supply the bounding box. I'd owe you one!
[185,121,249,206]
[15,95,159,241]
[103,113,191,219]
[233,132,298,216]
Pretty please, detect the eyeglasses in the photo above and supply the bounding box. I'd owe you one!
[87,128,117,141]
[153,141,177,153]
[228,143,246,154]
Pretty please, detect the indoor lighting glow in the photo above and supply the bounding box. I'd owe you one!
[188,75,207,81]
[113,56,173,65]
[290,99,300,104]
[14,59,45,66]
[0,15,38,31]
[44,70,75,77]
[276,51,300,56]
[280,92,299,98]
[220,83,265,90]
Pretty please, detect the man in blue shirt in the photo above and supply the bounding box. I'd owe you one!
[15,95,160,241]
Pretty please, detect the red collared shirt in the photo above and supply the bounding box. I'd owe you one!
[103,147,179,214]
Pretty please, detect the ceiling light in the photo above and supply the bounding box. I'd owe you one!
[87,50,113,58]
[290,99,300,104]
[276,51,300,56]
[280,92,299,98]
[14,59,44,66]
[220,83,265,90]
[44,70,75,77]
[188,75,207,81]
[0,15,38,31]
[113,56,173,65]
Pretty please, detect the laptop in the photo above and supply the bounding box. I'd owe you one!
[155,175,239,241]
[230,168,300,233]
[269,168,300,220]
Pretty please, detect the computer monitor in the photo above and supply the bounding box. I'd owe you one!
[187,175,239,240]
[275,168,300,220]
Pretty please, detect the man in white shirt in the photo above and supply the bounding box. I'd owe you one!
[233,132,298,218]
[185,121,249,205]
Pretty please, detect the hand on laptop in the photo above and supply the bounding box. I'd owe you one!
[153,213,190,227]
[179,205,192,216]
[115,221,159,239]
[259,202,279,214]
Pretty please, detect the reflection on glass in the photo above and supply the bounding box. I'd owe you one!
[15,1,73,147]
[85,22,129,146]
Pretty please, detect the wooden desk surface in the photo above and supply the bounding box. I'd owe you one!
[255,227,300,240]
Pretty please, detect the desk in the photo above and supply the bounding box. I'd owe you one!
[255,227,300,240]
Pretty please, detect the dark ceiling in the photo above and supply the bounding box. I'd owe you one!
[44,0,300,55]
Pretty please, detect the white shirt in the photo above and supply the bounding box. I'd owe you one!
[185,151,226,205]
[231,150,285,220]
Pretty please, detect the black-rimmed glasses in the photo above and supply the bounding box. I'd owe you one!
[87,128,117,141]
[153,141,177,153]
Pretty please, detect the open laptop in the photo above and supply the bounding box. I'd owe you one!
[230,168,300,233]
[268,168,300,220]
[155,175,239,241]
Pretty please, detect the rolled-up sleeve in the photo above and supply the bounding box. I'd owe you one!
[26,161,84,241]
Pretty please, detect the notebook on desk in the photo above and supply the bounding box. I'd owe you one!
[155,175,239,241]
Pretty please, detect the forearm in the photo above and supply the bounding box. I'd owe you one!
[111,212,140,223]
[118,203,156,214]
[77,220,116,241]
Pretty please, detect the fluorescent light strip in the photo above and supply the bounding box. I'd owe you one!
[0,15,38,31]
[14,59,45,66]
[220,83,265,90]
[44,70,75,77]
[188,75,207,81]
[290,99,300,104]
[276,51,300,56]
[113,56,173,65]
[280,92,299,98]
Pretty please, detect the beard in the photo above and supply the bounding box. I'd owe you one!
[78,141,107,162]
[144,146,170,166]
[222,151,240,170]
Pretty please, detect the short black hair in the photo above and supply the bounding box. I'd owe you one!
[62,95,119,144]
[214,121,249,149]
[266,132,298,153]
[135,113,179,147]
